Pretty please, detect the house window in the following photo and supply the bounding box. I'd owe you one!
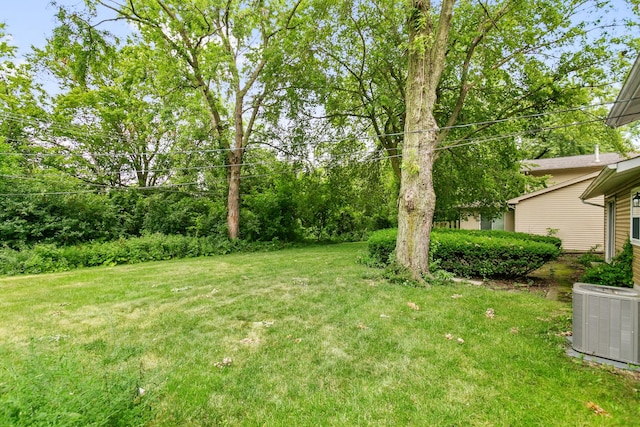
[632,188,640,244]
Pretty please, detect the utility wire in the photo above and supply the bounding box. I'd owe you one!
[2,99,638,196]
[1,96,637,158]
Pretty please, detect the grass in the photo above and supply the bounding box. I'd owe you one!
[0,242,638,426]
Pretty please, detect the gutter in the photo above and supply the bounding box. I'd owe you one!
[581,199,605,208]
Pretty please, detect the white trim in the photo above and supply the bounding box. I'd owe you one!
[607,55,640,127]
[606,198,616,261]
[631,187,640,246]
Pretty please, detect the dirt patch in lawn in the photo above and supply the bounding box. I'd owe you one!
[476,254,587,302]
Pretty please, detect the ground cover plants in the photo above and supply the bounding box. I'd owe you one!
[1,243,638,426]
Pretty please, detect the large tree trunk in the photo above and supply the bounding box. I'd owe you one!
[396,0,455,280]
[227,149,242,240]
[227,104,244,240]
[396,121,439,279]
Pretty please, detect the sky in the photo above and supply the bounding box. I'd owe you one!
[2,0,637,59]
[1,0,131,59]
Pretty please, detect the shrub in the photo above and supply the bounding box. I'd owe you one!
[0,234,292,276]
[433,228,562,250]
[366,228,561,278]
[432,232,560,278]
[366,228,398,266]
[580,239,633,287]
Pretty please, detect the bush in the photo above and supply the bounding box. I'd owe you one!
[0,234,292,276]
[366,228,398,266]
[432,232,560,278]
[366,228,561,278]
[580,239,633,287]
[433,228,562,250]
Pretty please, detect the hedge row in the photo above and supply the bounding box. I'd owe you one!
[367,228,561,278]
[432,228,562,249]
[0,234,288,276]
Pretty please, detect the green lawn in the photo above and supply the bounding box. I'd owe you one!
[1,243,638,426]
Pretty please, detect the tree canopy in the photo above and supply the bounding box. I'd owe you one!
[0,0,637,253]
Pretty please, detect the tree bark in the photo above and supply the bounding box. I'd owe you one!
[227,98,245,240]
[227,156,241,240]
[396,0,455,280]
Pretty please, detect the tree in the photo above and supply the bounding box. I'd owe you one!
[92,0,304,239]
[33,9,214,190]
[306,0,637,279]
[395,0,455,280]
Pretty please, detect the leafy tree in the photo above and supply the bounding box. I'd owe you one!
[33,10,208,189]
[309,0,638,279]
[92,0,306,239]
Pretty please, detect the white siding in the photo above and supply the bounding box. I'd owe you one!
[459,216,481,230]
[513,179,604,252]
[612,178,640,285]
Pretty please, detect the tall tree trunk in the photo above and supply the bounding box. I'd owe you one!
[227,150,242,240]
[396,0,455,280]
[227,103,244,240]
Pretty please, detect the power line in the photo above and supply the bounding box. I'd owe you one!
[2,97,638,196]
[1,96,637,159]
[0,113,629,193]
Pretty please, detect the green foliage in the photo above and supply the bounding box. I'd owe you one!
[367,228,561,278]
[433,228,563,250]
[0,234,290,276]
[0,191,121,249]
[580,239,634,288]
[576,245,605,267]
[367,228,399,266]
[141,193,227,238]
[433,231,561,278]
[241,172,302,242]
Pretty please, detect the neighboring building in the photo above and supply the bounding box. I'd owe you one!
[580,54,640,286]
[508,152,631,252]
[460,151,630,252]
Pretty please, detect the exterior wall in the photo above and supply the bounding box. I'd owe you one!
[634,246,640,288]
[513,179,604,252]
[611,177,640,285]
[531,170,591,186]
[504,209,515,232]
[459,216,481,230]
[529,166,604,186]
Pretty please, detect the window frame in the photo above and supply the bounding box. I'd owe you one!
[631,188,640,246]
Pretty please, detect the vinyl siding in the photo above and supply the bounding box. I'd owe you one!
[513,179,603,251]
[529,167,606,186]
[459,216,481,230]
[531,170,593,185]
[612,178,640,285]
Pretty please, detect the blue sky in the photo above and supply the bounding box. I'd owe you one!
[2,0,130,58]
[2,0,636,60]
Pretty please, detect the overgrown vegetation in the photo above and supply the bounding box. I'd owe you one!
[0,161,397,250]
[367,228,561,278]
[580,239,634,288]
[0,233,290,276]
[1,243,637,426]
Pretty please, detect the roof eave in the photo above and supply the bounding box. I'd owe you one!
[606,55,640,127]
[580,156,640,199]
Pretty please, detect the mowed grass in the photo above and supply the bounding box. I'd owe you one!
[1,243,638,426]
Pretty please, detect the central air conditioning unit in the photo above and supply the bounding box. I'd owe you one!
[572,283,640,364]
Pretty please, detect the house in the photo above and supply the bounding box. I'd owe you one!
[580,55,640,285]
[460,150,629,252]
